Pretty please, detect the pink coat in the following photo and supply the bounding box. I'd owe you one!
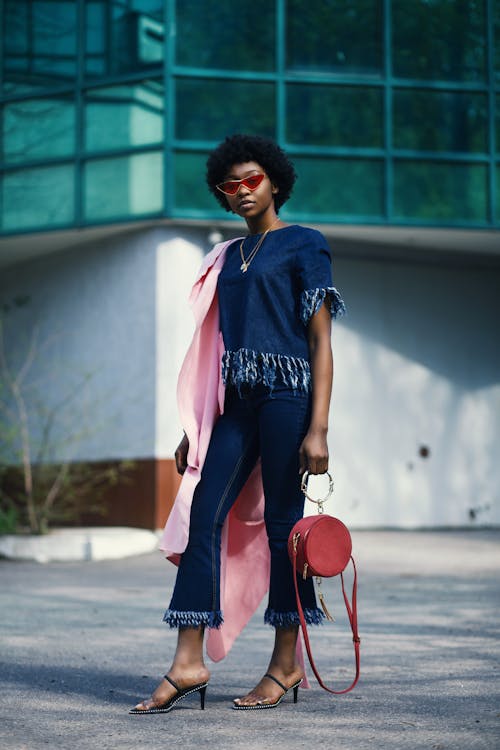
[159,240,269,661]
[159,240,309,681]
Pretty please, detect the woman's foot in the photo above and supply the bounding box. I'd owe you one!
[133,666,210,711]
[233,666,303,708]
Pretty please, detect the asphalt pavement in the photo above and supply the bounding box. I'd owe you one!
[1,530,499,750]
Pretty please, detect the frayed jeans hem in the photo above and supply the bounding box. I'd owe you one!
[264,607,325,627]
[162,609,224,629]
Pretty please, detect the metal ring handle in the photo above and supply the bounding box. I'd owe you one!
[300,471,334,505]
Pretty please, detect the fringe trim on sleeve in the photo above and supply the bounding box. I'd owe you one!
[300,286,346,325]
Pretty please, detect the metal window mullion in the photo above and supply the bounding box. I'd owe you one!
[486,0,496,225]
[383,0,393,223]
[164,0,175,218]
[0,2,3,227]
[75,0,85,227]
[171,66,276,82]
[0,142,164,174]
[0,0,4,94]
[276,0,285,144]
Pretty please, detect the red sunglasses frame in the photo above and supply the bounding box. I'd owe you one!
[216,173,266,196]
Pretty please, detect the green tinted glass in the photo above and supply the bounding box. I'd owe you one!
[2,163,74,230]
[85,81,164,152]
[176,1,275,71]
[84,152,163,220]
[392,0,486,82]
[3,96,75,164]
[496,167,500,221]
[176,79,275,141]
[496,95,500,154]
[3,0,77,95]
[286,0,382,75]
[84,1,164,79]
[287,84,383,147]
[496,3,500,83]
[285,157,384,218]
[174,152,225,213]
[394,90,488,153]
[393,161,487,222]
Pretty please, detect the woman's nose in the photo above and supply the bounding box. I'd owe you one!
[236,182,251,195]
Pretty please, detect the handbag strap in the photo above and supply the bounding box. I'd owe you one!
[292,547,360,694]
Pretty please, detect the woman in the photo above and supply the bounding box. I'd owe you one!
[131,134,345,713]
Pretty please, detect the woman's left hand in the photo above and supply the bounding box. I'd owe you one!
[299,428,329,475]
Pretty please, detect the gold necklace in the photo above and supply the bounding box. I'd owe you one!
[239,218,280,273]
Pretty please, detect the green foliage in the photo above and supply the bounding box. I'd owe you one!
[1,460,134,536]
[0,498,19,534]
[0,299,134,535]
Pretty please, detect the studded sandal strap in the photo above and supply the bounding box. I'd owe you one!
[263,673,287,693]
[164,674,180,692]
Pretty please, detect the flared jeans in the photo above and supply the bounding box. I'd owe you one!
[163,386,324,629]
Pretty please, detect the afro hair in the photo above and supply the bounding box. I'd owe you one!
[206,134,297,212]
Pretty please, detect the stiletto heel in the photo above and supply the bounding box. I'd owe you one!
[233,673,302,710]
[199,684,207,710]
[129,675,209,714]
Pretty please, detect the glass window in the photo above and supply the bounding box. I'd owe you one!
[394,90,488,153]
[84,151,163,220]
[392,0,486,82]
[285,157,384,218]
[174,152,225,213]
[2,163,74,230]
[496,95,500,155]
[393,161,488,222]
[287,84,383,147]
[84,1,164,79]
[495,2,500,84]
[85,80,164,153]
[176,1,275,71]
[3,0,77,94]
[286,0,382,76]
[496,167,500,222]
[176,79,275,142]
[3,96,75,164]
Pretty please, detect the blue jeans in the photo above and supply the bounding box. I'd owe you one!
[163,386,324,629]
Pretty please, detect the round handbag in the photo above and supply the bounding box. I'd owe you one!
[288,471,360,694]
[287,471,352,578]
[288,513,352,579]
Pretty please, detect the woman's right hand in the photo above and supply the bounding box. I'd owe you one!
[174,433,189,475]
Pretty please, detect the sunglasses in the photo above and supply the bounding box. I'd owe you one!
[216,173,265,196]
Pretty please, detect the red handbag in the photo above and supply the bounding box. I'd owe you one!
[288,472,360,694]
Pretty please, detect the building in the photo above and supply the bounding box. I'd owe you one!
[1,0,499,530]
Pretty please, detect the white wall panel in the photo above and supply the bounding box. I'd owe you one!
[331,256,500,528]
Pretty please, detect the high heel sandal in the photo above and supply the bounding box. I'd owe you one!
[232,672,302,711]
[129,675,208,714]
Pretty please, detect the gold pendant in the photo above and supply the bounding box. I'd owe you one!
[240,262,248,272]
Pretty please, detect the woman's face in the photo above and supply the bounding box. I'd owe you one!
[220,161,278,219]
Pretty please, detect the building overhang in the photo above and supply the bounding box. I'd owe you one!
[0,220,499,271]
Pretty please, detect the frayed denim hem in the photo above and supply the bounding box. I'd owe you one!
[162,609,224,629]
[222,348,311,394]
[300,286,346,325]
[264,607,325,627]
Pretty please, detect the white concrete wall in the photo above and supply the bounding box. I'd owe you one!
[0,229,158,461]
[2,224,498,528]
[331,255,500,528]
[155,234,205,457]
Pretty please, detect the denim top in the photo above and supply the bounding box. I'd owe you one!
[217,224,345,393]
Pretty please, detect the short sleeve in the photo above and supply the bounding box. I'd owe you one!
[295,230,346,325]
